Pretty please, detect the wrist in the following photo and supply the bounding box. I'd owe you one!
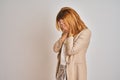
[60,37,64,42]
[68,33,73,37]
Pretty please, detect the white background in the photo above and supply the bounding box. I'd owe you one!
[0,0,120,80]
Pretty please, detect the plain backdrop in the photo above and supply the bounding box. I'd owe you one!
[0,0,120,80]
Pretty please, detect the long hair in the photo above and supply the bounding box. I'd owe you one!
[56,7,87,36]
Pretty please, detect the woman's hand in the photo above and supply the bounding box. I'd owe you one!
[60,32,68,42]
[68,30,74,37]
[68,32,73,37]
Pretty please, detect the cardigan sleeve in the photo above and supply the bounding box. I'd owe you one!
[53,38,63,53]
[65,29,91,55]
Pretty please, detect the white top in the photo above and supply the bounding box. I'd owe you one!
[60,43,66,65]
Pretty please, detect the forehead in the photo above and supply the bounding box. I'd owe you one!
[59,19,64,22]
[58,19,66,24]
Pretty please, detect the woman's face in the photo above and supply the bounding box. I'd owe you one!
[58,19,69,33]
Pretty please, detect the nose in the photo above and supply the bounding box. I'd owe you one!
[60,23,65,29]
[60,26,64,31]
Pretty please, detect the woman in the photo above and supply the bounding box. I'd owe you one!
[53,7,91,80]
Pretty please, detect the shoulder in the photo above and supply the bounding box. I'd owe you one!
[80,28,91,36]
[81,28,91,34]
[77,28,91,39]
